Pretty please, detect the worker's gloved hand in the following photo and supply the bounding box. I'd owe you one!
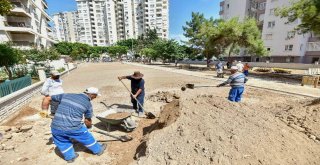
[39,111,48,118]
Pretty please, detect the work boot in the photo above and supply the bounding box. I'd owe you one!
[67,153,79,163]
[97,144,107,156]
[138,112,145,118]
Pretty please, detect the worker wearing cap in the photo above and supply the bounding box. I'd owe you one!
[118,71,145,116]
[41,70,64,115]
[42,87,106,163]
[217,66,248,102]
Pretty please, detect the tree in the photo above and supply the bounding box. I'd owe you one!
[151,39,183,62]
[70,42,90,60]
[0,43,22,80]
[0,0,13,15]
[276,0,320,34]
[140,48,157,62]
[183,12,207,56]
[116,39,138,51]
[26,48,61,62]
[108,46,128,58]
[54,42,73,55]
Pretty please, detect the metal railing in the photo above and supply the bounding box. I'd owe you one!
[0,75,32,97]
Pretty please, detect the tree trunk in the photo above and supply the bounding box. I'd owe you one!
[228,42,235,62]
[4,65,13,80]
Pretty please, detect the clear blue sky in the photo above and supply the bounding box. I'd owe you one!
[47,0,220,41]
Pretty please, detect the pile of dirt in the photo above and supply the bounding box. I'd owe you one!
[106,112,131,120]
[147,91,180,103]
[275,98,320,141]
[3,106,38,126]
[133,93,320,165]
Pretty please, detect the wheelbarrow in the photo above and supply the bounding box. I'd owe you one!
[96,108,137,132]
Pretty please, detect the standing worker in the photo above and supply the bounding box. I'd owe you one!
[42,87,106,163]
[215,61,224,78]
[217,66,248,102]
[243,63,250,76]
[118,71,145,117]
[41,70,64,116]
[236,61,244,72]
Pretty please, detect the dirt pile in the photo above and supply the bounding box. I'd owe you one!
[275,98,320,142]
[105,112,131,120]
[133,93,320,165]
[147,91,180,103]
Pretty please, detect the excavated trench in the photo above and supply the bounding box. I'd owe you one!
[134,99,181,160]
[108,92,181,165]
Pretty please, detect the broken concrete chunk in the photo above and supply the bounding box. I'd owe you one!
[20,125,33,132]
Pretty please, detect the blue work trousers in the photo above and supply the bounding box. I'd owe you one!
[51,125,102,161]
[228,87,244,102]
[131,95,144,113]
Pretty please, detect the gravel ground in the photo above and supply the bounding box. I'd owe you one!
[0,62,319,165]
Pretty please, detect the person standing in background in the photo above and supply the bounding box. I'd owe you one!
[41,70,64,116]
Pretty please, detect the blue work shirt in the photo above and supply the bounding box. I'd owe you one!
[51,93,93,131]
[126,76,145,96]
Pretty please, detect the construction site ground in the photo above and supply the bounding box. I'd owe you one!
[0,62,319,165]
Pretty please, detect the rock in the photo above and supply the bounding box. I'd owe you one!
[44,131,51,135]
[0,126,11,132]
[0,145,4,150]
[4,134,12,140]
[308,134,316,141]
[43,135,51,140]
[17,157,28,162]
[20,125,33,132]
[5,145,14,150]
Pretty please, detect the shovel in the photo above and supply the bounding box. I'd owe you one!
[92,129,133,142]
[119,80,156,119]
[183,83,218,90]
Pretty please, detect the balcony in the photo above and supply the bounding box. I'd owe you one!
[306,41,320,56]
[10,2,32,18]
[42,0,48,9]
[219,10,224,15]
[12,41,35,50]
[220,1,225,6]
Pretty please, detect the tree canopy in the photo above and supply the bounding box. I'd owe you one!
[0,0,13,15]
[0,43,23,79]
[276,0,320,34]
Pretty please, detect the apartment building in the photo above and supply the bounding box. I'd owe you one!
[53,12,80,42]
[0,0,56,49]
[219,0,320,63]
[75,0,169,46]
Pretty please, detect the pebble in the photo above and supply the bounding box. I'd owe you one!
[44,131,51,135]
[0,126,11,132]
[17,157,28,162]
[20,125,33,132]
[308,134,316,141]
[5,145,15,150]
[4,134,12,140]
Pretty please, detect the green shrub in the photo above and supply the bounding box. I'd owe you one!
[254,68,271,73]
[57,67,66,73]
[273,68,292,74]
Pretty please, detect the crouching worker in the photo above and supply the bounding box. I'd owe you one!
[41,87,106,163]
[118,71,145,117]
[217,66,248,102]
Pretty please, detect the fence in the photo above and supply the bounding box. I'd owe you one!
[0,75,32,97]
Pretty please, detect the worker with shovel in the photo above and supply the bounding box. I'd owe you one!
[118,71,145,117]
[42,87,106,163]
[217,66,248,102]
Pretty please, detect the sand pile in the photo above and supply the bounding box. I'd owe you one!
[147,91,180,103]
[133,93,320,165]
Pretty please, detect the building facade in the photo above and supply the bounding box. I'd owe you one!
[219,0,320,63]
[0,0,56,49]
[53,12,80,42]
[75,0,169,46]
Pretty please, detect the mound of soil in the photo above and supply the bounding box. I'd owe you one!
[106,112,131,120]
[147,91,180,103]
[134,93,320,165]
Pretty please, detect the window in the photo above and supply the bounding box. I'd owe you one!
[267,47,271,51]
[286,57,294,63]
[286,31,295,40]
[268,21,275,28]
[270,8,275,15]
[265,34,273,40]
[285,45,293,51]
[227,4,230,9]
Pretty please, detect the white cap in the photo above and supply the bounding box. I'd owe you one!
[51,70,61,76]
[238,61,242,63]
[84,87,101,96]
[231,66,238,70]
